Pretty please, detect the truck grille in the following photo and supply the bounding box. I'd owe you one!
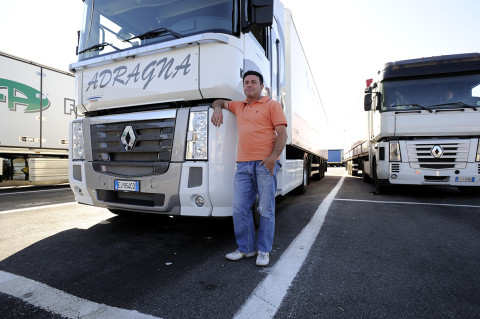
[406,140,470,170]
[90,118,175,177]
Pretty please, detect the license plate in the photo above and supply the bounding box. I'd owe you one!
[115,180,140,191]
[455,177,475,182]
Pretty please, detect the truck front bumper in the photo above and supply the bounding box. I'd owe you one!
[69,161,214,217]
[387,162,480,187]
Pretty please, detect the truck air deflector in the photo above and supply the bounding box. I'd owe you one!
[71,34,229,70]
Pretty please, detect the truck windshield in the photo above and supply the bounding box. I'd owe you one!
[381,73,480,112]
[78,0,237,61]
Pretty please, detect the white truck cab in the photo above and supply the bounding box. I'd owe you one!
[361,53,480,193]
[69,0,328,216]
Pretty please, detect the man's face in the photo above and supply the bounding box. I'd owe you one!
[243,74,263,100]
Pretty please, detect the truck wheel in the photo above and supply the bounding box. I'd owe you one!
[373,171,380,192]
[373,173,390,194]
[312,156,321,181]
[375,179,391,194]
[352,167,358,176]
[361,160,370,183]
[372,159,390,194]
[362,170,370,183]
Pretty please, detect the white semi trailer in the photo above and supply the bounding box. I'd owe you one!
[345,53,480,194]
[69,0,328,217]
[0,52,77,185]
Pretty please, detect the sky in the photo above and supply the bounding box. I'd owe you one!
[2,0,480,150]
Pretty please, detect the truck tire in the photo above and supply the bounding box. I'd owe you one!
[352,167,358,176]
[312,156,321,181]
[372,159,390,194]
[361,160,370,183]
[375,178,391,194]
[362,170,370,183]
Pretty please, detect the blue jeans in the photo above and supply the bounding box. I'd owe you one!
[232,160,281,253]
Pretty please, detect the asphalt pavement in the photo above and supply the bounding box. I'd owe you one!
[1,168,479,318]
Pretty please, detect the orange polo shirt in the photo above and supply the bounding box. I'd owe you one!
[228,96,287,162]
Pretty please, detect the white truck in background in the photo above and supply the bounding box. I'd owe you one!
[345,140,367,177]
[0,52,77,185]
[345,53,480,194]
[69,0,328,217]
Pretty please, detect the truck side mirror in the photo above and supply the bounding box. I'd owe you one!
[242,0,274,32]
[364,93,372,111]
[76,30,80,55]
[374,92,382,110]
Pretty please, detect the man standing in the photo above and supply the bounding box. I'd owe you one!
[211,70,287,267]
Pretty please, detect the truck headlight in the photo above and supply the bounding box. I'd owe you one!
[389,141,401,162]
[72,121,85,160]
[186,111,208,160]
[476,141,480,162]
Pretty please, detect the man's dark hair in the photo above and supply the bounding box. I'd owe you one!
[243,70,263,85]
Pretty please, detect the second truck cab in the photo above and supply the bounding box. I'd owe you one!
[360,53,480,193]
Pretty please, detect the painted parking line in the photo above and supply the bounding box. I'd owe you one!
[0,202,77,215]
[0,188,71,196]
[0,270,161,319]
[234,173,346,319]
[334,198,480,209]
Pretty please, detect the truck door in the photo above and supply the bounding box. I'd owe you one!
[270,17,284,102]
[243,25,271,95]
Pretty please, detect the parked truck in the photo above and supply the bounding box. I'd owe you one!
[327,149,344,167]
[345,141,367,176]
[69,0,328,217]
[0,52,77,185]
[345,53,480,194]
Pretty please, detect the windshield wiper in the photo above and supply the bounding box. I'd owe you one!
[77,42,121,55]
[392,104,433,113]
[77,42,110,55]
[123,28,184,42]
[428,102,479,111]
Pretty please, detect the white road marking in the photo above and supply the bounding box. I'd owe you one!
[0,188,71,196]
[0,270,162,319]
[234,173,346,319]
[334,198,480,209]
[0,202,77,215]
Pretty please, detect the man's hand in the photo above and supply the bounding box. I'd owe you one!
[259,156,276,175]
[211,99,226,127]
[259,125,287,175]
[211,108,223,127]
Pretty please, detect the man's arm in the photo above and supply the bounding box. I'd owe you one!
[211,99,229,127]
[260,124,287,175]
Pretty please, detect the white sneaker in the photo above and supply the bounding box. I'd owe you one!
[225,250,256,261]
[256,251,270,267]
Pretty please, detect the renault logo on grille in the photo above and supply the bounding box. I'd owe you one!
[120,126,137,151]
[431,145,443,158]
